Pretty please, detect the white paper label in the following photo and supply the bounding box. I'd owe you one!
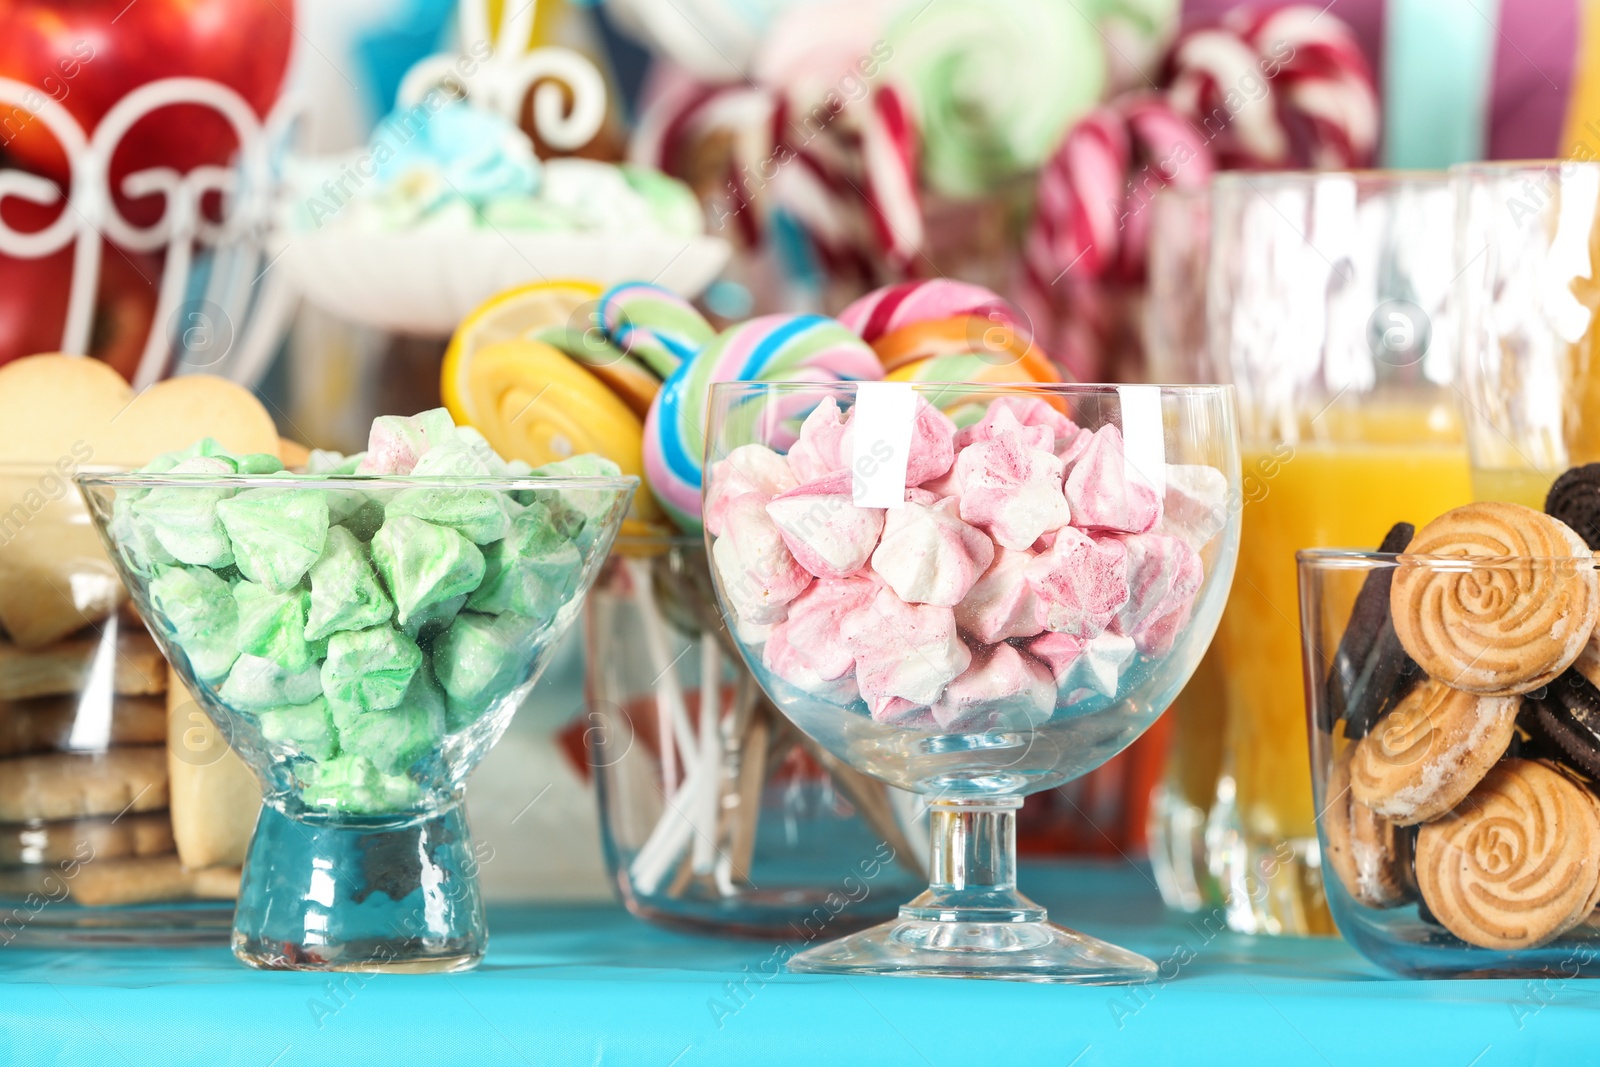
[850,381,916,508]
[1118,384,1166,501]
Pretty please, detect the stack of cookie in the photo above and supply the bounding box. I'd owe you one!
[1322,500,1600,951]
[0,355,286,913]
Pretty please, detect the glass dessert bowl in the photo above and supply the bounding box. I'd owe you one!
[77,433,634,973]
[703,382,1241,982]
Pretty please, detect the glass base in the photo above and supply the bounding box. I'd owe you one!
[789,909,1157,983]
[789,798,1156,983]
[231,803,486,972]
[1208,782,1333,935]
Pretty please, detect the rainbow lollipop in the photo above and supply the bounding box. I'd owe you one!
[840,280,1065,383]
[644,315,883,532]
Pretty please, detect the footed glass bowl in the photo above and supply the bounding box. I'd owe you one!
[704,382,1241,981]
[78,470,634,972]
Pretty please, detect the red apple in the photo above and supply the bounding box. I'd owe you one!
[0,0,294,222]
[0,244,158,376]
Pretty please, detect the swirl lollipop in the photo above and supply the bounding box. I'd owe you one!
[1415,759,1600,950]
[1162,5,1378,169]
[1391,503,1600,695]
[644,315,883,532]
[599,281,717,377]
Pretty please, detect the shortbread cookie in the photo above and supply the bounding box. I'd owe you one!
[1323,748,1413,908]
[1416,759,1600,949]
[0,501,123,649]
[0,855,239,906]
[1349,677,1518,824]
[1323,522,1420,737]
[1392,502,1599,695]
[0,694,166,758]
[0,627,167,701]
[0,747,169,822]
[166,669,260,869]
[0,812,173,866]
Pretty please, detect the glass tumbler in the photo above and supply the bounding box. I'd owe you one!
[1453,160,1600,508]
[1205,171,1474,934]
[587,535,928,937]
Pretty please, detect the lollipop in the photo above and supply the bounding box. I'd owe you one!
[840,280,1064,384]
[644,315,883,531]
[599,281,717,377]
[1024,93,1216,290]
[1162,5,1378,169]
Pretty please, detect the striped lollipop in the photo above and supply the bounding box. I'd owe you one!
[598,281,717,378]
[840,279,1063,383]
[644,315,883,531]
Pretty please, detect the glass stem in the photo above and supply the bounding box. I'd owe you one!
[900,797,1045,924]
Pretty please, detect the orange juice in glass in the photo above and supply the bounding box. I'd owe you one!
[1205,171,1465,933]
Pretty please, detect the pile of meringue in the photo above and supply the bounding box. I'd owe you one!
[708,397,1227,732]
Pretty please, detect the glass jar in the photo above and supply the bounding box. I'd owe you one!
[1302,546,1600,976]
[0,464,244,944]
[586,536,928,937]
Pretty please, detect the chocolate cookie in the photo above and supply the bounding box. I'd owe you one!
[1321,522,1419,737]
[1524,669,1600,779]
[1547,463,1600,550]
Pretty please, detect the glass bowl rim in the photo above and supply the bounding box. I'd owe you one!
[1448,158,1594,178]
[1211,168,1447,191]
[706,381,1236,398]
[1297,547,1600,566]
[75,472,642,494]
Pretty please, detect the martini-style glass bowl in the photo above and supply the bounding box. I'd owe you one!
[78,470,634,972]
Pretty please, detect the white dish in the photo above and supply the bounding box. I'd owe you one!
[273,229,730,336]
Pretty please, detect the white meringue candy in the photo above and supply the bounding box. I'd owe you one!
[1159,463,1229,553]
[871,498,995,607]
[954,547,1048,644]
[704,444,800,536]
[765,490,885,579]
[712,495,812,624]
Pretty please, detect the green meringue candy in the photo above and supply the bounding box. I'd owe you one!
[400,594,467,641]
[432,611,542,729]
[468,500,582,621]
[219,653,324,711]
[331,664,446,776]
[305,526,394,641]
[217,487,330,593]
[147,565,239,682]
[131,456,237,568]
[305,753,419,815]
[527,455,624,547]
[233,581,320,674]
[370,515,485,629]
[257,697,339,762]
[234,453,286,475]
[109,494,178,576]
[385,484,512,545]
[320,625,422,714]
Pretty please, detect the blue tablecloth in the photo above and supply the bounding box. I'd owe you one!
[3,861,1595,1066]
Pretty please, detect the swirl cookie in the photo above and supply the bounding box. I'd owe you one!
[1391,502,1599,695]
[1415,759,1600,950]
[1323,748,1413,908]
[1348,677,1518,825]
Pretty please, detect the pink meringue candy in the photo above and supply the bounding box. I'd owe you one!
[355,409,457,475]
[1028,631,1136,701]
[842,588,971,717]
[788,397,852,483]
[1064,424,1161,534]
[1025,526,1129,638]
[933,643,1056,731]
[1159,463,1229,553]
[704,444,800,536]
[762,623,862,705]
[901,396,959,486]
[765,486,885,579]
[711,494,812,624]
[1110,532,1203,657]
[955,408,1072,550]
[955,547,1047,644]
[871,497,994,607]
[770,574,879,682]
[953,397,1078,452]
